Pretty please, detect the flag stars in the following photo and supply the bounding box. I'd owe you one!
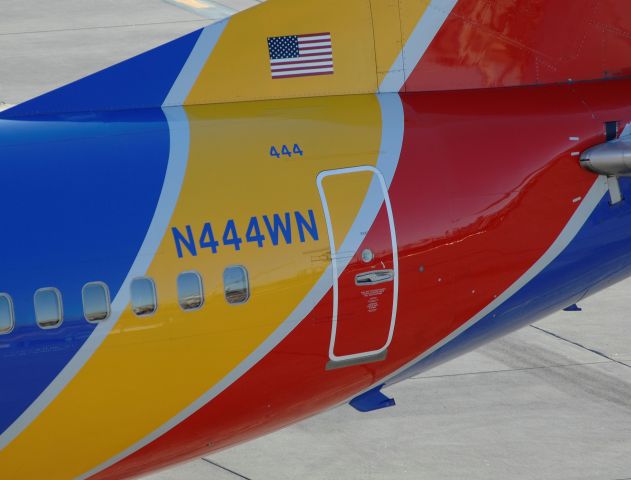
[268,36,300,59]
[267,33,334,79]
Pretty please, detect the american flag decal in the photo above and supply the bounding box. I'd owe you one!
[267,33,334,79]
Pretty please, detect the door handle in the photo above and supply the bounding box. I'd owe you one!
[355,270,394,286]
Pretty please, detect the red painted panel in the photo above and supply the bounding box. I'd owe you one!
[406,0,631,92]
[333,205,395,357]
[91,80,631,480]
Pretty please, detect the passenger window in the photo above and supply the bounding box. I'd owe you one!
[177,272,204,311]
[0,294,14,334]
[82,282,111,322]
[34,288,63,329]
[130,277,157,316]
[223,266,249,305]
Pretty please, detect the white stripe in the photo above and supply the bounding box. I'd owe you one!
[0,19,220,447]
[78,93,405,480]
[318,166,399,362]
[379,0,457,93]
[298,47,332,55]
[318,94,404,363]
[271,54,332,64]
[0,106,191,452]
[163,20,228,107]
[384,176,608,385]
[347,175,609,401]
[297,35,331,42]
[297,41,331,48]
[272,61,334,71]
[272,67,334,77]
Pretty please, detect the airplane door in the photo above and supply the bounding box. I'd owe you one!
[317,166,398,369]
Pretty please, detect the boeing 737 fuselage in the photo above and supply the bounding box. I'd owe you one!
[1,1,631,478]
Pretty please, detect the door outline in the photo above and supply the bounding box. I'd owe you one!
[316,165,399,364]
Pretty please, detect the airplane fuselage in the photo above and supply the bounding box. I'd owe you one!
[1,80,631,478]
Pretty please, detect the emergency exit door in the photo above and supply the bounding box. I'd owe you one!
[317,166,398,368]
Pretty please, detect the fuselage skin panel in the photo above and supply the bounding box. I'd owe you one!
[2,0,631,478]
[0,80,630,479]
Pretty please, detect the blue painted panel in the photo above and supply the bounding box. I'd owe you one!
[563,304,582,312]
[350,385,396,412]
[0,109,170,433]
[390,178,631,382]
[0,29,201,118]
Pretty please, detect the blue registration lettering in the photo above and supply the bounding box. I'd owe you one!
[199,222,219,254]
[172,226,197,258]
[263,213,292,246]
[223,219,243,251]
[295,209,319,242]
[246,216,265,247]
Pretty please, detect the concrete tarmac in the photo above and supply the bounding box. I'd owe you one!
[146,279,631,480]
[1,2,630,479]
[0,1,206,106]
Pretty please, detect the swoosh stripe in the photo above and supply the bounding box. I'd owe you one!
[0,106,191,452]
[379,0,458,93]
[79,93,405,480]
[163,20,229,107]
[345,175,609,402]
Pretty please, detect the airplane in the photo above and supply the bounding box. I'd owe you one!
[1,0,631,478]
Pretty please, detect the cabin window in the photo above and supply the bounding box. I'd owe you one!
[130,277,157,316]
[177,272,204,311]
[82,282,111,322]
[0,294,14,334]
[223,266,249,305]
[34,288,63,329]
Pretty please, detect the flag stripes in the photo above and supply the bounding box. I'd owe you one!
[267,33,334,79]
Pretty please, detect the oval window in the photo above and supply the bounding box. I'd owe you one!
[130,277,157,316]
[0,294,14,334]
[82,282,111,322]
[177,272,204,311]
[34,288,63,329]
[223,266,249,305]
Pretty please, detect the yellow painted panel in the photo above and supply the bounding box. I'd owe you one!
[371,0,431,78]
[322,171,373,252]
[187,0,378,105]
[399,0,431,45]
[0,95,384,479]
[370,0,403,75]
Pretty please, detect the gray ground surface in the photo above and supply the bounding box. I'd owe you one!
[2,2,630,479]
[0,1,206,105]
[146,279,631,480]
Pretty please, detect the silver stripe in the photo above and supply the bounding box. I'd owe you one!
[78,93,405,479]
[344,175,609,404]
[0,106,191,452]
[0,20,226,450]
[379,0,457,93]
[318,165,400,362]
[163,20,228,107]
